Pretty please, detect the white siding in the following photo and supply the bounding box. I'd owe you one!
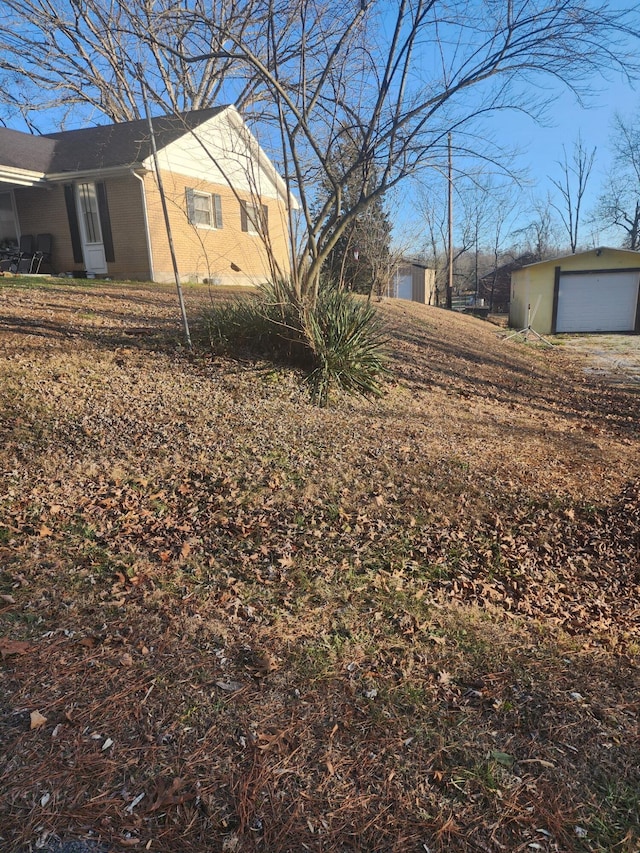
[146,109,283,201]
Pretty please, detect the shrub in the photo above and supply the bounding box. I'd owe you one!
[204,280,388,405]
[303,285,389,406]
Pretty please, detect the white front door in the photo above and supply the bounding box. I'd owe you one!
[76,182,108,274]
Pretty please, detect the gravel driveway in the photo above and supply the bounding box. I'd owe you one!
[556,333,640,388]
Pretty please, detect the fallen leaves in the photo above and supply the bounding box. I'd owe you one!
[147,777,195,812]
[30,710,47,730]
[0,281,638,853]
[0,637,33,658]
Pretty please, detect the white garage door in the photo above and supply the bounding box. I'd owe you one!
[556,271,639,333]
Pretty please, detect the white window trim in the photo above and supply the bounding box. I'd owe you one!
[245,203,259,236]
[241,201,267,237]
[191,190,222,230]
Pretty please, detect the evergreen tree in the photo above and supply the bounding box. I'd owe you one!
[319,136,392,295]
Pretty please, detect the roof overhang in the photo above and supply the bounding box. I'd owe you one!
[0,166,47,187]
[44,164,148,183]
[521,246,640,270]
[0,163,147,188]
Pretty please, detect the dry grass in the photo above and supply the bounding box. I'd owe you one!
[0,278,638,853]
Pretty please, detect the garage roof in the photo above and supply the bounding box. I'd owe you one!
[520,247,640,270]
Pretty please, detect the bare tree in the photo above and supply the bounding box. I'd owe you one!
[318,133,392,295]
[549,135,596,253]
[593,111,640,249]
[418,181,474,307]
[2,0,639,303]
[418,184,449,306]
[418,167,522,307]
[164,0,639,305]
[513,194,561,260]
[483,189,524,311]
[0,0,274,129]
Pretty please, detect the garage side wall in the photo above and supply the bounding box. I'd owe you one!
[510,267,555,334]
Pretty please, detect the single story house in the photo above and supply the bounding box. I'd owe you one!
[510,247,640,334]
[0,105,296,285]
[388,259,436,304]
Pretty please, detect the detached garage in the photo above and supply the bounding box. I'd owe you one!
[510,248,640,335]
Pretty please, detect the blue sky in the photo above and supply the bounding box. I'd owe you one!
[395,70,640,255]
[489,69,639,248]
[2,0,636,256]
[512,73,637,198]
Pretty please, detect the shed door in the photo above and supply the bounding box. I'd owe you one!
[556,271,639,333]
[396,273,412,300]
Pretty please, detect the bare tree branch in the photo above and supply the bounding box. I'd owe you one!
[0,0,270,128]
[593,111,640,249]
[156,0,639,301]
[549,135,596,253]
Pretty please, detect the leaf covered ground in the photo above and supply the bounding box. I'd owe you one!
[0,279,638,853]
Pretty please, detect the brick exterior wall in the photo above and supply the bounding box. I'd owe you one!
[143,170,292,285]
[12,169,292,284]
[13,177,150,279]
[98,175,151,280]
[13,184,79,275]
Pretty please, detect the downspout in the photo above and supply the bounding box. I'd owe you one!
[130,169,155,282]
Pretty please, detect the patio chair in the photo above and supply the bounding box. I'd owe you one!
[12,234,34,273]
[0,241,18,272]
[30,233,52,274]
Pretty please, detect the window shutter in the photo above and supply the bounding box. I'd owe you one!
[214,194,223,229]
[261,204,268,228]
[96,182,115,263]
[64,184,84,264]
[185,188,195,224]
[240,201,248,232]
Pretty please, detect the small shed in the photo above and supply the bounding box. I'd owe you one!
[389,259,436,304]
[510,247,640,334]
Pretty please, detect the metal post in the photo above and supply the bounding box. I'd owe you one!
[447,133,453,310]
[140,79,192,348]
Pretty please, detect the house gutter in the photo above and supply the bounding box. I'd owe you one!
[0,167,47,186]
[130,169,155,282]
[45,165,139,182]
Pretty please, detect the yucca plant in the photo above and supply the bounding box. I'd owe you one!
[204,280,389,405]
[204,280,307,361]
[303,285,389,406]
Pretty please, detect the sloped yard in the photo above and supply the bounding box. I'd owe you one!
[0,279,638,853]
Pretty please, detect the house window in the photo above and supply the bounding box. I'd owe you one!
[0,192,17,245]
[240,201,268,236]
[77,182,102,244]
[186,188,222,229]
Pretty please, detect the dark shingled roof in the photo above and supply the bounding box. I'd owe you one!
[1,107,228,174]
[0,127,56,172]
